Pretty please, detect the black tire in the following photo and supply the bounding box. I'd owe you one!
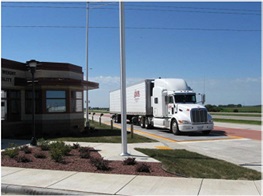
[202,130,211,135]
[171,119,181,135]
[116,114,121,123]
[140,117,145,128]
[145,117,150,129]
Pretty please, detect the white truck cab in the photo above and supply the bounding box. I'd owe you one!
[150,78,213,135]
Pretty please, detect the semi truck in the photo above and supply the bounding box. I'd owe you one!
[110,78,213,135]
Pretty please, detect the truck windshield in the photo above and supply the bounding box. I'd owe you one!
[174,94,196,103]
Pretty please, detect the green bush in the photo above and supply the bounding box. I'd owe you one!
[80,150,91,159]
[20,146,32,154]
[3,143,19,158]
[72,143,80,149]
[49,141,71,156]
[90,157,110,170]
[79,147,91,159]
[37,138,50,151]
[48,141,72,162]
[136,163,151,173]
[16,155,32,163]
[50,147,64,163]
[123,157,137,165]
[34,152,47,159]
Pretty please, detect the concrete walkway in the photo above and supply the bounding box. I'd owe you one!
[1,141,262,195]
[2,167,261,195]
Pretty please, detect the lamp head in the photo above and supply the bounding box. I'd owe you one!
[26,59,38,68]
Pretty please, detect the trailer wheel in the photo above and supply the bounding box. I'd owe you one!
[140,117,145,128]
[116,114,121,123]
[171,119,181,135]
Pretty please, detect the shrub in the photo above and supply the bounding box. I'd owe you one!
[37,138,50,151]
[123,157,137,165]
[79,147,92,153]
[136,163,151,173]
[72,143,80,149]
[80,150,90,159]
[3,143,19,158]
[49,141,71,156]
[50,147,64,163]
[90,157,110,170]
[34,152,47,159]
[20,146,32,154]
[16,155,32,163]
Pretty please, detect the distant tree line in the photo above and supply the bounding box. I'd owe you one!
[90,107,109,111]
[205,104,242,112]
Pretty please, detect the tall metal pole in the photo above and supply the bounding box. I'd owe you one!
[119,2,128,156]
[30,68,36,146]
[85,1,90,128]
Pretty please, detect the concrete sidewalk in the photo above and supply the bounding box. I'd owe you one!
[1,141,262,195]
[2,167,261,195]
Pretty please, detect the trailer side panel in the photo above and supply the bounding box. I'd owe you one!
[109,79,153,116]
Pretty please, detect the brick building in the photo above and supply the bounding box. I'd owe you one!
[1,58,99,138]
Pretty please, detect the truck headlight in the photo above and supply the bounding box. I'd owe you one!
[208,119,213,123]
[178,120,190,124]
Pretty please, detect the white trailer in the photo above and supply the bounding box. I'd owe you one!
[110,78,213,135]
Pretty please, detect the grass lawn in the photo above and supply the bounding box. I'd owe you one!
[220,106,261,113]
[213,118,261,125]
[210,112,261,117]
[51,121,156,143]
[136,148,261,180]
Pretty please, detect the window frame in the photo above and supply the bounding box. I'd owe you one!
[45,90,67,113]
[70,91,83,113]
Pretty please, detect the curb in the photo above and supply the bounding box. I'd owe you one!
[1,184,105,195]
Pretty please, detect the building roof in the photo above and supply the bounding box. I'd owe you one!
[1,58,99,90]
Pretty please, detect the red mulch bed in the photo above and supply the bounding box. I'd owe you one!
[1,146,176,177]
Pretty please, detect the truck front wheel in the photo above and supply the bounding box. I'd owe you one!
[202,130,211,135]
[145,117,151,129]
[171,120,181,135]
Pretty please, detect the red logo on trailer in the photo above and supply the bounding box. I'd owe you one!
[134,90,140,101]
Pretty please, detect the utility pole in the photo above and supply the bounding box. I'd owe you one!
[85,1,90,128]
[119,1,128,156]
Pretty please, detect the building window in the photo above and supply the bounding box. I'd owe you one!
[71,91,83,112]
[2,90,21,121]
[1,90,7,120]
[46,90,66,113]
[25,90,42,114]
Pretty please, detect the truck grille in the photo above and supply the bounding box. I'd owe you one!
[191,108,207,123]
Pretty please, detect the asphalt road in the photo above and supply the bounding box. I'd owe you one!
[91,114,262,172]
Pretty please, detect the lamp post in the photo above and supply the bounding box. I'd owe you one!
[119,2,128,156]
[26,59,38,146]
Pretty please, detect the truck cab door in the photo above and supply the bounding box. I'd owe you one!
[168,95,178,116]
[167,96,174,116]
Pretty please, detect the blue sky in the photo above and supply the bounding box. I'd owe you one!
[2,1,261,107]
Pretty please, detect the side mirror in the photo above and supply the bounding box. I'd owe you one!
[201,94,206,105]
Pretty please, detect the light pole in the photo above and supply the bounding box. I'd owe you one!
[119,2,128,156]
[26,59,38,146]
[85,2,90,129]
